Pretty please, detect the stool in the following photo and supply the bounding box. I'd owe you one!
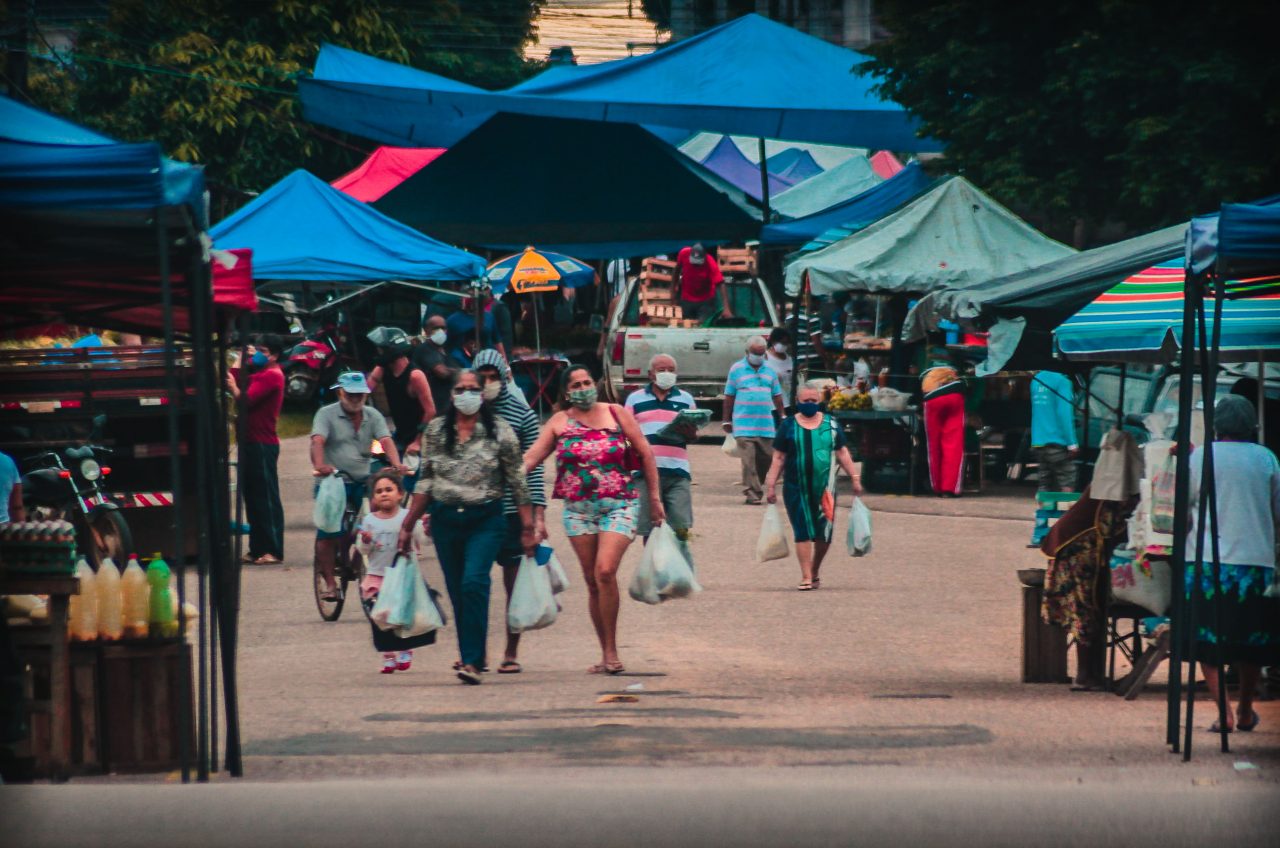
[1105,601,1146,690]
[1019,569,1069,683]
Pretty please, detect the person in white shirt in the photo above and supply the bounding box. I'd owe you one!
[764,327,794,410]
[1185,394,1280,733]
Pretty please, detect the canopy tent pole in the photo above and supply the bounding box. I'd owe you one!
[758,138,772,221]
[1206,280,1230,754]
[1259,351,1267,439]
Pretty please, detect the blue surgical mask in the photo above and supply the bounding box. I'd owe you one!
[796,400,822,417]
[250,351,269,369]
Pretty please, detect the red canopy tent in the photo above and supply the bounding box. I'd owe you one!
[869,150,904,179]
[331,146,445,202]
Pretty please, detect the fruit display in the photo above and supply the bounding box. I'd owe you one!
[827,389,873,411]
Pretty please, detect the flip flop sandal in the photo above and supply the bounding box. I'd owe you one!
[498,661,522,674]
[797,582,813,591]
[605,661,626,675]
[454,661,490,673]
[587,663,608,674]
[811,579,821,590]
[456,667,482,685]
[1238,711,1260,732]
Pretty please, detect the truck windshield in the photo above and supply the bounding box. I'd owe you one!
[624,279,772,326]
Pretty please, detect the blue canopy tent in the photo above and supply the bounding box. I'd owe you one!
[760,161,937,246]
[209,169,485,284]
[299,15,941,153]
[0,96,242,782]
[769,148,824,184]
[699,135,795,200]
[768,154,884,220]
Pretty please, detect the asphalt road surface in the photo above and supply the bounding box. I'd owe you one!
[6,435,1277,845]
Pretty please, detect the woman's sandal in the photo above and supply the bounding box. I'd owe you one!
[1238,710,1260,732]
[498,660,522,674]
[811,579,821,590]
[587,663,608,674]
[797,581,813,591]
[605,660,626,675]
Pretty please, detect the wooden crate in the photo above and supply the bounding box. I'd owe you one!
[642,257,676,271]
[639,269,674,284]
[98,640,193,773]
[716,247,756,276]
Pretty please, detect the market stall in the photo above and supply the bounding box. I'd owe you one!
[0,95,244,782]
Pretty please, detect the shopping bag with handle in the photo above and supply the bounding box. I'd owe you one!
[508,554,559,633]
[721,433,740,457]
[313,473,346,533]
[370,553,414,631]
[630,523,701,605]
[538,544,570,594]
[847,497,872,557]
[756,504,790,562]
[397,556,444,638]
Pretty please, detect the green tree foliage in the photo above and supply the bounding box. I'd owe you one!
[18,1,543,207]
[865,0,1280,244]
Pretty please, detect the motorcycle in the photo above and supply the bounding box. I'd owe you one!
[21,414,133,569]
[283,323,352,403]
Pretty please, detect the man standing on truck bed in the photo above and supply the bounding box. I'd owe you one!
[724,336,785,505]
[675,243,734,322]
[626,353,698,561]
[227,334,285,564]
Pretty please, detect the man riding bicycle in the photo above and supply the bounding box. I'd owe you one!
[311,372,407,601]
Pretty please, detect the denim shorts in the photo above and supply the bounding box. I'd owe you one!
[562,497,637,539]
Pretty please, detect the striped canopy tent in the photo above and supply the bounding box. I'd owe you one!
[1054,260,1280,363]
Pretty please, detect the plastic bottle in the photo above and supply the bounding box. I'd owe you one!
[96,556,123,640]
[146,555,178,638]
[120,555,150,639]
[68,558,98,641]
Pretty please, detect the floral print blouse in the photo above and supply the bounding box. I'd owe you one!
[414,416,531,507]
[552,419,636,502]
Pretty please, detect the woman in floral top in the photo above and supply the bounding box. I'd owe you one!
[525,364,663,674]
[400,369,534,685]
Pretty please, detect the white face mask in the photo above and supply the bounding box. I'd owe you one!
[746,352,765,367]
[453,390,483,415]
[773,343,787,354]
[428,329,447,346]
[482,382,502,401]
[653,371,678,390]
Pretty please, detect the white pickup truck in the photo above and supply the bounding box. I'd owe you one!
[601,276,781,407]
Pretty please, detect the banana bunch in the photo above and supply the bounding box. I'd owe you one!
[827,390,873,411]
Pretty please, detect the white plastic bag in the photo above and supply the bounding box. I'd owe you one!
[313,473,346,533]
[756,504,790,562]
[370,553,414,631]
[721,433,740,457]
[508,554,559,633]
[1150,453,1177,535]
[1109,550,1171,615]
[539,545,570,594]
[630,523,701,605]
[847,497,872,557]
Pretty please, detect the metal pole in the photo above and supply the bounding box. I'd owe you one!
[157,215,193,782]
[1166,274,1199,751]
[1258,350,1267,441]
[1204,280,1229,754]
[757,138,772,222]
[189,247,214,782]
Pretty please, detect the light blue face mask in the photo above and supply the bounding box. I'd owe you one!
[250,351,269,369]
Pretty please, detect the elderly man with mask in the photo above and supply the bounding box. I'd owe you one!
[724,336,785,504]
[310,372,405,601]
[625,354,699,558]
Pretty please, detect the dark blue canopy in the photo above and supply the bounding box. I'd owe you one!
[210,170,485,282]
[759,160,936,246]
[0,95,206,225]
[1217,202,1280,280]
[768,148,824,183]
[300,15,940,151]
[700,136,794,200]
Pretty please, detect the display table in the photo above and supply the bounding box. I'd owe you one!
[2,573,77,779]
[831,408,921,495]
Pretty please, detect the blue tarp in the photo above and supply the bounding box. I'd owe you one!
[209,170,485,282]
[760,160,936,246]
[0,95,206,225]
[700,136,794,200]
[1216,201,1280,280]
[769,148,824,183]
[300,15,941,151]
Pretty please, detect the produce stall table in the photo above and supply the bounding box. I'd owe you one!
[831,408,922,496]
[1,573,77,780]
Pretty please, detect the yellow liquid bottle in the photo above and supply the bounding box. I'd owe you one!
[120,555,150,639]
[68,558,98,641]
[96,557,123,640]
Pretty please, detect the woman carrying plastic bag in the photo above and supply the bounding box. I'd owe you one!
[756,504,790,562]
[508,553,559,633]
[630,523,701,605]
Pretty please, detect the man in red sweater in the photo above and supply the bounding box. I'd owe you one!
[675,243,734,322]
[228,334,286,564]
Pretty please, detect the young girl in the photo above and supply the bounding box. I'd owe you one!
[358,469,435,673]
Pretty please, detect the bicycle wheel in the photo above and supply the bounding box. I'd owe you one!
[313,550,346,621]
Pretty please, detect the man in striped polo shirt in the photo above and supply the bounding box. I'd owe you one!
[626,354,698,559]
[724,336,785,504]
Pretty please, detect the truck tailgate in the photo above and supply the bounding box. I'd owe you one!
[621,328,757,396]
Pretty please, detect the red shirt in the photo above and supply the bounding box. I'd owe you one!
[676,247,724,302]
[244,365,284,445]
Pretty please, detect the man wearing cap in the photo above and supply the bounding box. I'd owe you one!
[365,326,435,459]
[675,243,734,322]
[310,372,405,600]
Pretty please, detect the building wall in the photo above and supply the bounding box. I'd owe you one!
[668,0,883,50]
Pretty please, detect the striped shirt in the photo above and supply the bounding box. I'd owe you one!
[725,358,783,438]
[473,348,547,514]
[625,384,696,479]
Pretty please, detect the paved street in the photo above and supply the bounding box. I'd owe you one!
[7,435,1278,844]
